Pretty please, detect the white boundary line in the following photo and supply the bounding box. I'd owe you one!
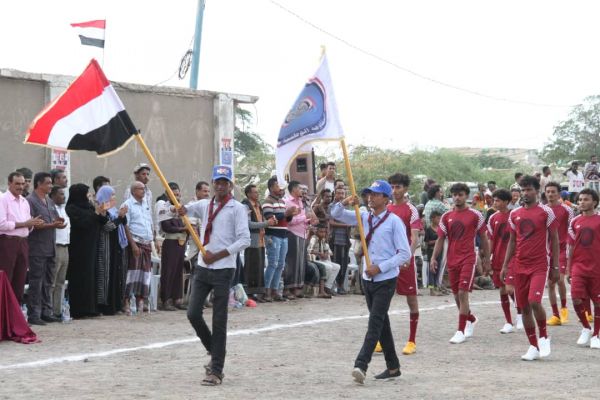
[0,300,503,371]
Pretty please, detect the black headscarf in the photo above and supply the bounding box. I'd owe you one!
[67,183,93,209]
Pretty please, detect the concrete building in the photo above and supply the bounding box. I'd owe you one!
[0,68,257,201]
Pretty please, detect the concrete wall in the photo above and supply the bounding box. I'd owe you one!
[0,76,48,190]
[0,69,257,201]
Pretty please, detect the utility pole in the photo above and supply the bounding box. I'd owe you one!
[189,0,206,90]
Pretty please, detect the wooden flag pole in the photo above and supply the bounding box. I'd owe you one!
[340,138,371,269]
[134,134,207,257]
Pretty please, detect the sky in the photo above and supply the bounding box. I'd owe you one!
[2,0,600,154]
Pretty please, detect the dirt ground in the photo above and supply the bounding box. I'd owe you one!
[1,289,599,400]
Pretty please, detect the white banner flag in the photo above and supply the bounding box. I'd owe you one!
[276,55,344,184]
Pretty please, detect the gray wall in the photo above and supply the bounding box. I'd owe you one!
[0,70,257,201]
[0,77,48,191]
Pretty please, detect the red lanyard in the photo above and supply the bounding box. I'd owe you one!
[203,195,232,245]
[365,211,391,246]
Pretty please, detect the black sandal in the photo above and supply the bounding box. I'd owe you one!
[374,368,401,380]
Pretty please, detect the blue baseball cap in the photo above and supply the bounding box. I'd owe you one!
[212,165,233,182]
[363,180,392,198]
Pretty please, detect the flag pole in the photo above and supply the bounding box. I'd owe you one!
[340,138,371,268]
[133,133,207,257]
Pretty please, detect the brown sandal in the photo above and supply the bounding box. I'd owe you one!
[201,373,223,386]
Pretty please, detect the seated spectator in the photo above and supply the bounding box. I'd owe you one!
[307,224,340,297]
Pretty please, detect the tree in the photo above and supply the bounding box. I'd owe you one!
[234,106,274,194]
[542,95,600,164]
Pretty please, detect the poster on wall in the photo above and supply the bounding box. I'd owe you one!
[51,149,69,171]
[220,137,233,166]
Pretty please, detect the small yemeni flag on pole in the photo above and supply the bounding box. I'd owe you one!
[275,53,344,185]
[24,59,137,156]
[71,20,106,48]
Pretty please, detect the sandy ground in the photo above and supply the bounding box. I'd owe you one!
[1,289,599,400]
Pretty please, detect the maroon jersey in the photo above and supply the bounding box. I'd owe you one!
[568,214,600,277]
[548,203,574,265]
[438,207,485,267]
[388,202,422,245]
[508,204,558,273]
[487,210,511,270]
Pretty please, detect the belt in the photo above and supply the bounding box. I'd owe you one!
[56,243,69,247]
[0,235,27,241]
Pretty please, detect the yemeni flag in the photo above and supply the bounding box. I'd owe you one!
[71,20,106,48]
[24,59,138,156]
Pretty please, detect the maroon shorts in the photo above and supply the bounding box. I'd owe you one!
[491,268,505,288]
[514,269,548,307]
[570,274,600,302]
[448,263,476,294]
[396,257,418,296]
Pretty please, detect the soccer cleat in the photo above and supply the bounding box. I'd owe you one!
[449,331,466,344]
[374,341,383,353]
[586,312,594,323]
[500,323,515,334]
[577,328,593,347]
[352,367,366,384]
[402,341,416,355]
[590,336,600,349]
[546,315,562,326]
[465,316,478,338]
[560,307,569,324]
[516,314,524,330]
[538,337,551,358]
[521,345,540,361]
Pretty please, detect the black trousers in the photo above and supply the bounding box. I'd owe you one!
[333,244,350,287]
[187,267,234,375]
[354,277,400,372]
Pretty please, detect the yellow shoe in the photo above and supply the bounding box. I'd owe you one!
[560,307,569,324]
[547,315,562,326]
[402,341,417,355]
[586,312,594,323]
[374,341,383,353]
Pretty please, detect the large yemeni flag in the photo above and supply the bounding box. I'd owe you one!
[25,59,138,156]
[276,54,344,184]
[71,20,106,48]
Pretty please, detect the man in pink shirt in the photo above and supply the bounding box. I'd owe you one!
[0,172,43,303]
[283,181,317,299]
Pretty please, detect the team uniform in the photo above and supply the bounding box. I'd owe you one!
[388,203,422,296]
[487,210,514,288]
[508,204,558,307]
[568,214,600,347]
[438,207,485,294]
[549,204,574,274]
[387,202,422,354]
[487,209,519,332]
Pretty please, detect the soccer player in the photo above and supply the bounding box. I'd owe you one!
[386,173,423,355]
[566,188,600,348]
[431,183,490,344]
[487,189,518,333]
[545,182,574,325]
[501,175,560,361]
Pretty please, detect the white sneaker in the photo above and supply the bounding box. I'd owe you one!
[521,345,540,361]
[449,331,466,344]
[538,337,551,358]
[590,335,600,349]
[500,323,515,334]
[352,367,366,384]
[465,316,478,338]
[577,328,593,347]
[516,314,524,330]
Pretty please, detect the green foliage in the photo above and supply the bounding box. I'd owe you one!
[542,95,600,164]
[335,146,524,195]
[233,107,274,194]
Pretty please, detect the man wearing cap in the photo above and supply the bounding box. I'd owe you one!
[181,165,250,386]
[330,180,411,384]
